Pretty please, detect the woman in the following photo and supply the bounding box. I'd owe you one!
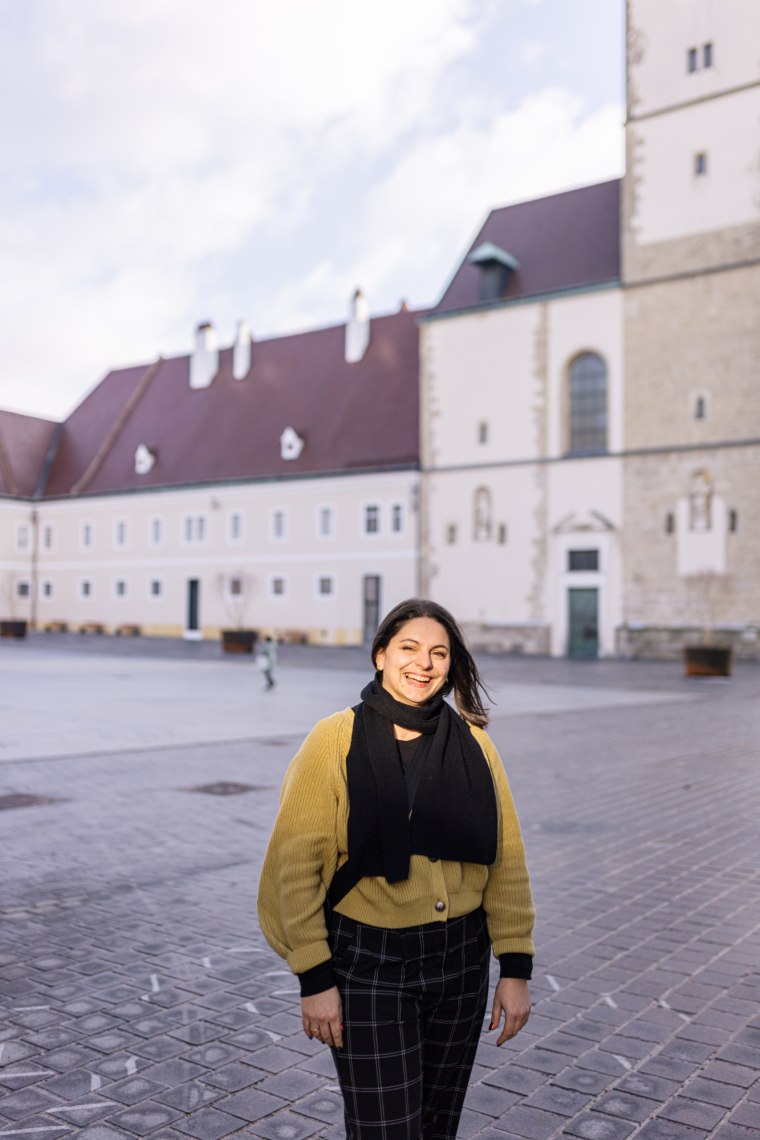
[258,598,534,1140]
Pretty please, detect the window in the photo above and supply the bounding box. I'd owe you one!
[568,353,607,454]
[80,579,92,598]
[694,396,706,419]
[115,579,127,598]
[687,46,698,72]
[16,580,30,598]
[391,503,403,534]
[317,576,334,597]
[478,421,489,445]
[229,576,243,597]
[81,522,93,549]
[150,517,163,546]
[42,524,53,550]
[114,520,127,547]
[183,515,206,544]
[695,152,708,176]
[15,523,30,551]
[271,576,286,597]
[665,513,675,535]
[149,579,163,598]
[568,549,599,572]
[229,512,242,542]
[364,504,380,534]
[497,523,508,545]
[703,42,713,68]
[446,524,458,545]
[42,580,53,599]
[473,487,492,541]
[729,510,738,533]
[318,506,334,538]
[271,509,286,540]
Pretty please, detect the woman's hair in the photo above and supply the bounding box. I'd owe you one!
[371,597,491,727]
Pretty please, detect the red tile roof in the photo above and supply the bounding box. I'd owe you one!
[0,410,58,498]
[42,308,421,497]
[432,180,621,316]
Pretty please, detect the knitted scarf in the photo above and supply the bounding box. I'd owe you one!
[341,674,498,889]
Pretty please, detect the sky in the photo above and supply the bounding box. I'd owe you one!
[0,0,625,421]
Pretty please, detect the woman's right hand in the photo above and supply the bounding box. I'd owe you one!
[301,987,343,1048]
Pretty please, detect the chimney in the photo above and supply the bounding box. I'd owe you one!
[232,319,252,380]
[345,288,370,363]
[189,321,219,389]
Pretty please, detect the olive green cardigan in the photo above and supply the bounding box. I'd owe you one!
[257,708,535,978]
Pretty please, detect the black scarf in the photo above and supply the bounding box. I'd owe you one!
[342,675,498,888]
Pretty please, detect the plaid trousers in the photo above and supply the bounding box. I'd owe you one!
[328,907,490,1140]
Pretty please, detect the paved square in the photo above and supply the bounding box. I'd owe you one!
[1,637,759,1138]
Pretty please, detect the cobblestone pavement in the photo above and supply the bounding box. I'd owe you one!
[1,640,759,1138]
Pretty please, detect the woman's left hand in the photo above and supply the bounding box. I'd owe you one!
[489,978,531,1046]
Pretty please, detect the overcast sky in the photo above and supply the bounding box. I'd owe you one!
[0,0,624,420]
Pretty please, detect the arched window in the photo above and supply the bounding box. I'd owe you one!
[473,487,492,541]
[567,353,608,455]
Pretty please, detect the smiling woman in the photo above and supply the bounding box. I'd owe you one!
[258,597,535,1140]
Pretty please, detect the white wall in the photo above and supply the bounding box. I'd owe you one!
[632,88,760,244]
[629,0,760,118]
[30,471,419,643]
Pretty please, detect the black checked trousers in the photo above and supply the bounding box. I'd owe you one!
[328,907,491,1140]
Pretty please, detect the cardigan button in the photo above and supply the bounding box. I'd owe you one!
[434,900,446,912]
[429,856,438,863]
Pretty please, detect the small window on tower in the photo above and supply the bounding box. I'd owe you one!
[687,47,698,72]
[729,510,738,533]
[694,396,706,419]
[703,42,713,68]
[446,524,457,545]
[497,524,507,545]
[665,513,675,535]
[478,421,488,445]
[694,152,708,176]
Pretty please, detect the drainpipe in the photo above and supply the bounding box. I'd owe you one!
[30,508,39,631]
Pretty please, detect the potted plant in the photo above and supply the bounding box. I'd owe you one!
[683,570,733,677]
[217,571,258,654]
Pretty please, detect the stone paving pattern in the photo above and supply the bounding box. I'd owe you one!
[1,638,759,1138]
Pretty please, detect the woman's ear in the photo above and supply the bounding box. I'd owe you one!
[375,648,385,671]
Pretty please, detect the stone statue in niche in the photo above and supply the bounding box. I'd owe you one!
[474,486,492,541]
[689,468,713,532]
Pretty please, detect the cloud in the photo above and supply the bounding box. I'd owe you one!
[0,0,622,420]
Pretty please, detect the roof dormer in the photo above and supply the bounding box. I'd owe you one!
[467,242,520,303]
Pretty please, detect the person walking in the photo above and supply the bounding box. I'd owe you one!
[261,635,277,690]
[257,598,534,1140]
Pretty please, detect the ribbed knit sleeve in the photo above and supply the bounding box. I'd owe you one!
[473,727,536,960]
[257,711,350,977]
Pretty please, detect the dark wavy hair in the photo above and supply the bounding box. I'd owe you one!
[371,597,491,727]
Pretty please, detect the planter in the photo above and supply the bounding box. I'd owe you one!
[0,620,28,639]
[683,645,733,677]
[221,629,257,655]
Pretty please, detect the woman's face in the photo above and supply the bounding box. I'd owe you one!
[375,616,450,707]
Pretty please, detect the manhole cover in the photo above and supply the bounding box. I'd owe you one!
[183,782,264,796]
[0,794,63,811]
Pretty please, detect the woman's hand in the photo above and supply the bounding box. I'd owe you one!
[489,978,531,1046]
[301,987,343,1048]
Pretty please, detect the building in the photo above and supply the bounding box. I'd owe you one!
[418,0,759,659]
[3,297,422,645]
[2,0,758,657]
[620,0,760,658]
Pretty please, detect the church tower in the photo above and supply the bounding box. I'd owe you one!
[621,0,760,656]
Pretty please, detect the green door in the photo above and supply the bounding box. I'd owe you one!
[568,588,599,658]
